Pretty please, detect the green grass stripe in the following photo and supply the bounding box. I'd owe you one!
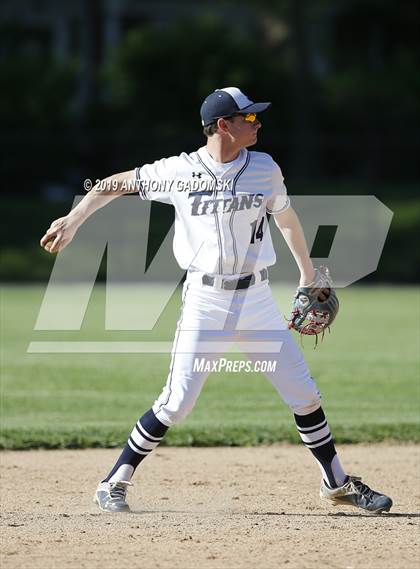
[1,284,419,448]
[1,423,418,450]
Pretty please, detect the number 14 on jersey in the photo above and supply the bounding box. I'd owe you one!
[250,216,265,243]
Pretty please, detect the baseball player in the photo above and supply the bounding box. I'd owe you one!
[40,87,392,514]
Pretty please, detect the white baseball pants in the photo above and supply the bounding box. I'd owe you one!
[152,271,321,426]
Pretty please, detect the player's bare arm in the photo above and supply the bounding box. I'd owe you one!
[273,207,316,286]
[40,170,136,254]
[274,206,333,304]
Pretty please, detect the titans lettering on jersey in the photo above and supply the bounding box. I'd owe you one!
[190,193,264,216]
[135,147,290,275]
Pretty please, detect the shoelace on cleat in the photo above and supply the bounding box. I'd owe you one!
[353,480,375,500]
[344,477,376,502]
[109,482,130,501]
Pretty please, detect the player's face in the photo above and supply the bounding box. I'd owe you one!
[224,113,262,147]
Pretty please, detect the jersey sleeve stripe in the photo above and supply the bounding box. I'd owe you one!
[135,167,149,200]
[266,196,290,214]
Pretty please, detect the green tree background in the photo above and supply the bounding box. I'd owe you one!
[0,0,419,281]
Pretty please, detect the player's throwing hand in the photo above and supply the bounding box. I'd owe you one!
[40,215,79,254]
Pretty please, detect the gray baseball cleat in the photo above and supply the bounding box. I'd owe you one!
[94,481,132,513]
[320,476,392,513]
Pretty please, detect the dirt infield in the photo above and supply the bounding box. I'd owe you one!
[1,445,419,569]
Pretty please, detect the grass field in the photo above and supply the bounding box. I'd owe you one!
[1,284,419,449]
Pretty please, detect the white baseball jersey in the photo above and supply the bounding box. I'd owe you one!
[135,146,290,275]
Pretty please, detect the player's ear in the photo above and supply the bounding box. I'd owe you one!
[217,117,230,134]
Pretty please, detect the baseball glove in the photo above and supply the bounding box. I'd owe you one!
[288,266,339,342]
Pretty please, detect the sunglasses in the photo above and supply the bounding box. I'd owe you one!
[225,112,258,123]
[242,112,258,123]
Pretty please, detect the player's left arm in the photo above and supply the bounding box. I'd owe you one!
[273,207,315,286]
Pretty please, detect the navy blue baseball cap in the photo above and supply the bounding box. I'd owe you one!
[200,87,271,126]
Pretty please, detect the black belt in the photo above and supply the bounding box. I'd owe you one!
[202,268,268,290]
